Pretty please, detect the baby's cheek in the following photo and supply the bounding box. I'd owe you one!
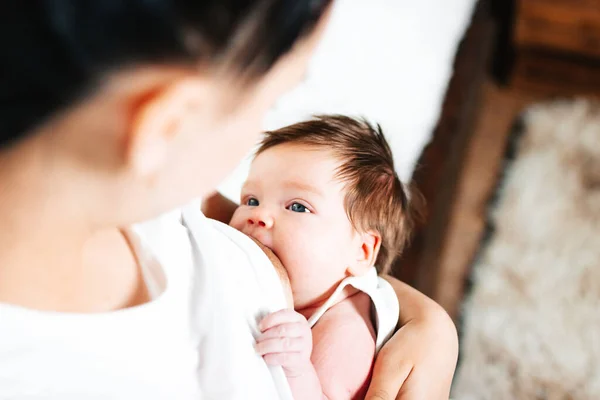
[287,230,327,266]
[228,209,244,230]
[276,221,332,271]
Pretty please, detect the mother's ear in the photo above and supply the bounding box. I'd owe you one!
[126,76,209,177]
[347,230,381,277]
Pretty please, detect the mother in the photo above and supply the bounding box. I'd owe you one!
[0,1,457,399]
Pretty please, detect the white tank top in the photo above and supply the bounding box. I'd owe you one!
[306,267,400,353]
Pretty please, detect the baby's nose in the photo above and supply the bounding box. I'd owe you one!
[247,213,274,229]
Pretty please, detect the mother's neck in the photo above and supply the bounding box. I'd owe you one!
[0,134,146,313]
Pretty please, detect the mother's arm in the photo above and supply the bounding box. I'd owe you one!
[366,276,458,400]
[201,191,239,224]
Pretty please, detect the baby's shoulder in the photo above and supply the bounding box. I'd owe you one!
[330,291,372,318]
[315,292,375,339]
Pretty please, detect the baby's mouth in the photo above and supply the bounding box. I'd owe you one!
[246,234,278,259]
[246,236,288,273]
[245,235,293,307]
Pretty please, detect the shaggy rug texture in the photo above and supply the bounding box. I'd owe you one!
[452,99,600,400]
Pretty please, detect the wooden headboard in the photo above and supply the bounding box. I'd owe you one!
[392,0,495,302]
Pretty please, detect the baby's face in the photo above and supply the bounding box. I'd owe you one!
[230,143,362,309]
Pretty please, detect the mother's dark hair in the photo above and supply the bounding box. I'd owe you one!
[0,0,330,147]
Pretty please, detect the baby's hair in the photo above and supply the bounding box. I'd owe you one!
[258,115,423,274]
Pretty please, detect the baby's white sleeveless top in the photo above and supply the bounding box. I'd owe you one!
[307,267,400,353]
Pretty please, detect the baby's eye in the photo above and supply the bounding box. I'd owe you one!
[246,197,259,207]
[287,202,310,213]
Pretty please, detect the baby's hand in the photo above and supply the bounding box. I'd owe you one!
[256,309,313,378]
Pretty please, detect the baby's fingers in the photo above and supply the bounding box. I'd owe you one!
[256,336,305,355]
[258,322,307,341]
[259,309,306,332]
[262,351,304,368]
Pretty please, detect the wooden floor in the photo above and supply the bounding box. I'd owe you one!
[434,58,600,322]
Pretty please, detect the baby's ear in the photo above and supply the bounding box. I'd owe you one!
[347,230,381,277]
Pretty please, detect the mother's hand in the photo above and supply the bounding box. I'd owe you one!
[366,276,458,400]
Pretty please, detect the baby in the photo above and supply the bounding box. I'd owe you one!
[229,115,419,399]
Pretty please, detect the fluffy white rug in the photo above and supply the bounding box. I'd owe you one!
[452,99,600,400]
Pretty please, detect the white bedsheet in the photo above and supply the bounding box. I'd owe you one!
[219,0,477,201]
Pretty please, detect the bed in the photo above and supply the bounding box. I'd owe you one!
[219,0,491,301]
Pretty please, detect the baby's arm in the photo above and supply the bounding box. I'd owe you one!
[256,309,324,399]
[257,293,375,400]
[311,292,376,399]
